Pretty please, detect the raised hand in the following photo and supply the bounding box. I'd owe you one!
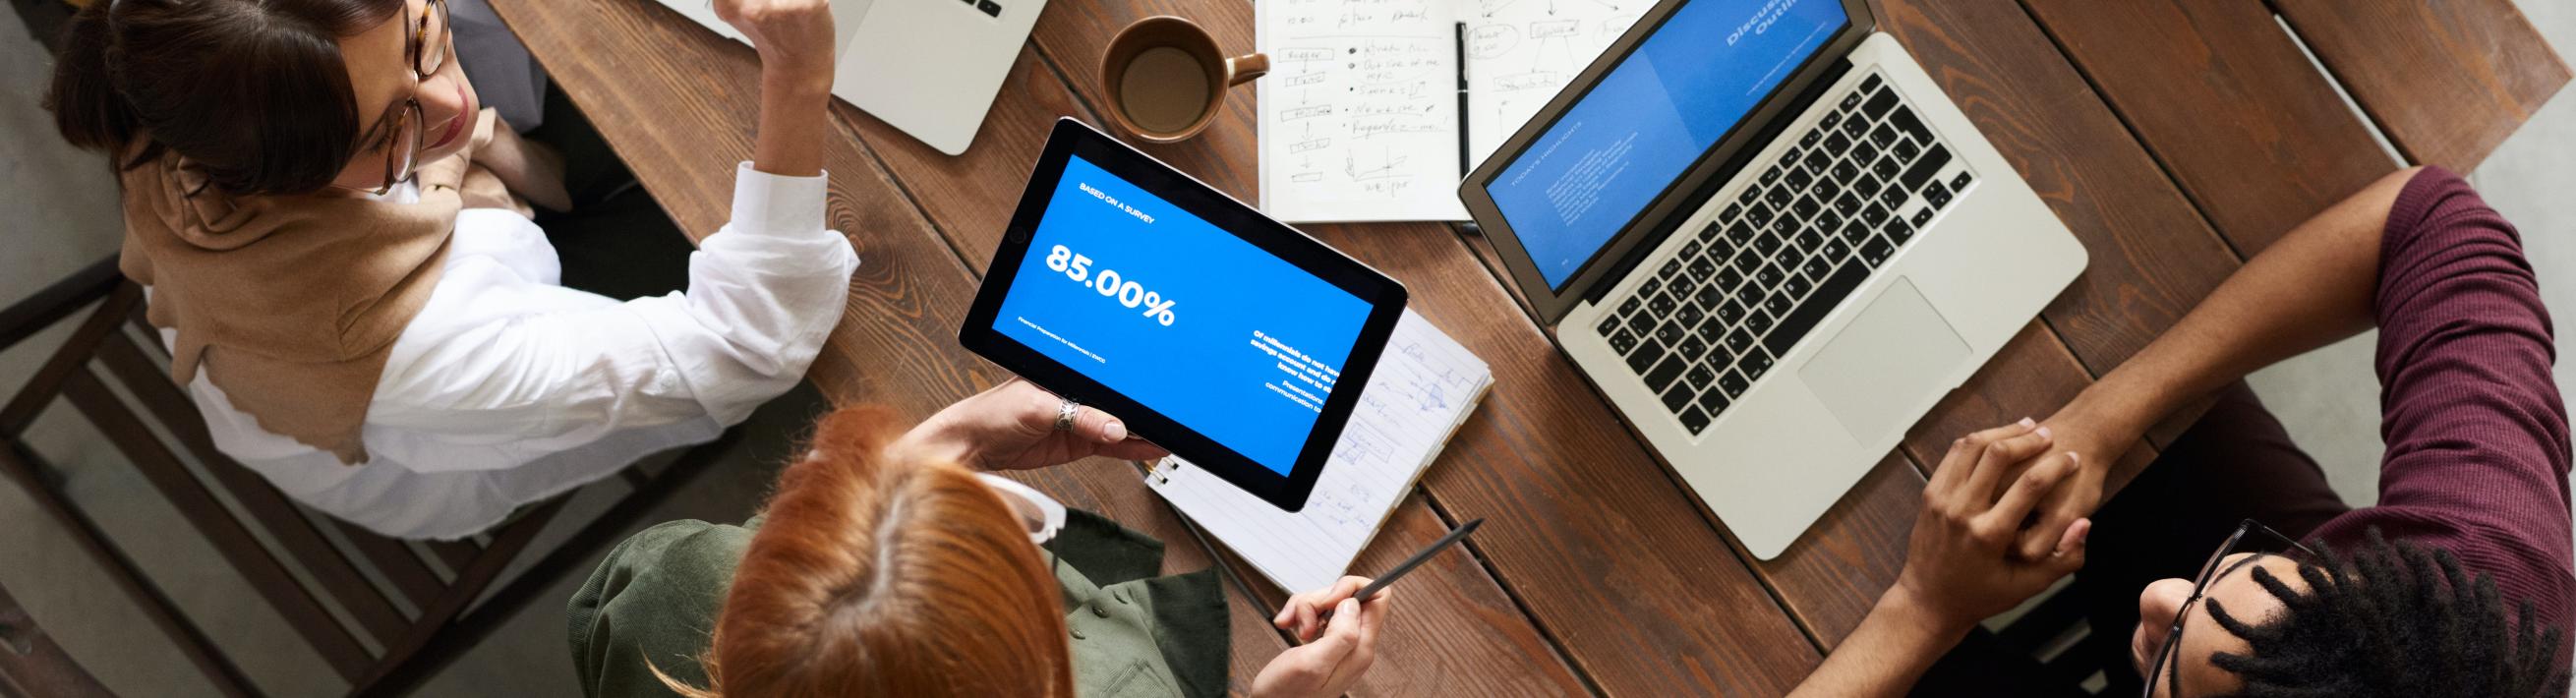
[713,0,836,87]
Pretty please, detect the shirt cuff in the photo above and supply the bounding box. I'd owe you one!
[728,161,830,240]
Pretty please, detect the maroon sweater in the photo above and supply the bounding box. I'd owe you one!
[2303,166,2574,643]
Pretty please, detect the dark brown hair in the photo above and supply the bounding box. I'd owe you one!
[658,406,1076,698]
[46,0,406,197]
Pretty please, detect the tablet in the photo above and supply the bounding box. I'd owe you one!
[962,119,1408,511]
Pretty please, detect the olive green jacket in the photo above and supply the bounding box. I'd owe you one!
[566,509,1230,697]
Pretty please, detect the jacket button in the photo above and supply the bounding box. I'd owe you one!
[1091,601,1112,617]
[1113,589,1131,605]
[1071,627,1086,640]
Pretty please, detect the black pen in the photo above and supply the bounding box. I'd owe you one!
[1316,518,1484,624]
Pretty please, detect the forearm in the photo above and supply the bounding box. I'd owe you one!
[751,69,833,178]
[1788,587,1972,698]
[2061,169,2412,437]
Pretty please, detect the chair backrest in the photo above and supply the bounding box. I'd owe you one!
[0,258,564,696]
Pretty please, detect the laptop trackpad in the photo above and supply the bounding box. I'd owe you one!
[1798,277,1969,444]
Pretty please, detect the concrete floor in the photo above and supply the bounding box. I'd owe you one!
[1,3,2570,696]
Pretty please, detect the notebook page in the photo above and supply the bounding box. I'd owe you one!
[1256,0,1471,222]
[1460,0,1644,165]
[1150,310,1492,592]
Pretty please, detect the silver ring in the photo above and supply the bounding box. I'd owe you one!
[1054,399,1080,433]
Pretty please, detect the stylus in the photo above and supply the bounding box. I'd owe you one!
[1315,518,1483,625]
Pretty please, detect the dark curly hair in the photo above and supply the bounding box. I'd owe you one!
[2200,529,2568,697]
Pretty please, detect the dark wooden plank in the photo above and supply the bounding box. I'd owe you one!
[2022,0,2397,255]
[0,285,135,439]
[425,540,480,573]
[335,519,447,611]
[0,579,117,698]
[2272,0,2571,172]
[1870,0,2243,377]
[92,333,412,645]
[0,257,118,355]
[0,444,258,696]
[59,370,376,682]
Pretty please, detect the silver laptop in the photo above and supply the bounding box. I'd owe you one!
[1458,0,2086,559]
[662,0,1043,155]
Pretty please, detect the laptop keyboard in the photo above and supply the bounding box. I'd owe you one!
[1592,71,1975,436]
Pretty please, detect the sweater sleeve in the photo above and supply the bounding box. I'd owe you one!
[2308,166,2575,634]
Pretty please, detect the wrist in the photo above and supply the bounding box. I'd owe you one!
[760,64,835,103]
[889,415,976,469]
[1881,580,1978,644]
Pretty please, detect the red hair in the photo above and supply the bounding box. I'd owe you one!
[659,406,1075,697]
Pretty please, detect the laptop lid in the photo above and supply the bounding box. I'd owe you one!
[1458,0,1876,325]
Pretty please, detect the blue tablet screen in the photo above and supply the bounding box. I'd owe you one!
[996,155,1374,475]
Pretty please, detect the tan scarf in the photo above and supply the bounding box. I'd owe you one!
[119,111,502,465]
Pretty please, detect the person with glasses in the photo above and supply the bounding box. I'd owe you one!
[1790,166,2571,697]
[45,0,860,540]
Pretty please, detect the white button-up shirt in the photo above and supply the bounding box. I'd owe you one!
[170,163,858,540]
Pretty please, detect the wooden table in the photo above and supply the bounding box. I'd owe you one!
[484,0,2566,693]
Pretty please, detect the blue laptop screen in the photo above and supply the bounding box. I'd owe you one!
[1491,0,1847,290]
[994,154,1375,475]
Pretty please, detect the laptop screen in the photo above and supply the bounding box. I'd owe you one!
[1489,0,1848,291]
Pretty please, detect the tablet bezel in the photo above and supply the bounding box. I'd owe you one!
[961,118,1408,512]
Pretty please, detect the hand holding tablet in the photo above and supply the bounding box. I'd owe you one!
[962,119,1407,511]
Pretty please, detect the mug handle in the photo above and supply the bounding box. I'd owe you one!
[1226,53,1270,87]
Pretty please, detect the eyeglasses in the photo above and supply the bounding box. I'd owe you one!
[2140,519,2315,697]
[358,0,452,196]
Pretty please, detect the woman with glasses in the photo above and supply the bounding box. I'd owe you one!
[44,0,858,540]
[1788,165,2570,697]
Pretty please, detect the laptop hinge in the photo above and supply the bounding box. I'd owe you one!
[1580,57,1858,306]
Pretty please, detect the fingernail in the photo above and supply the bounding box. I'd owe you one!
[2035,426,2052,438]
[1340,599,1360,614]
[2068,452,2081,464]
[2019,417,2035,428]
[1103,421,1127,441]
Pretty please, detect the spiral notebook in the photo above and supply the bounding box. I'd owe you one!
[1145,310,1493,592]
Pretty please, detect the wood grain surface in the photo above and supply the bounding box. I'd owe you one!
[2022,0,2398,256]
[2273,0,2571,172]
[474,0,2569,691]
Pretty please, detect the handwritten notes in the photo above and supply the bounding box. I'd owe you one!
[1257,0,1468,222]
[1256,0,1641,222]
[1462,0,1642,163]
[1147,310,1492,592]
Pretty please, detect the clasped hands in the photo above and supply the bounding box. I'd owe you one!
[1890,413,2133,635]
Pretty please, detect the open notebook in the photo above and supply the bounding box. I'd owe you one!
[1146,310,1493,593]
[1255,0,1645,222]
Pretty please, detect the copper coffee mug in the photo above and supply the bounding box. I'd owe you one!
[1099,16,1268,143]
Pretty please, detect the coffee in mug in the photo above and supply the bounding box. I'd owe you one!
[1100,17,1267,143]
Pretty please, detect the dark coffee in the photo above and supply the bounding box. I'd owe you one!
[1118,46,1213,135]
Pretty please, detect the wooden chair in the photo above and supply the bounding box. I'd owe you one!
[0,257,738,696]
